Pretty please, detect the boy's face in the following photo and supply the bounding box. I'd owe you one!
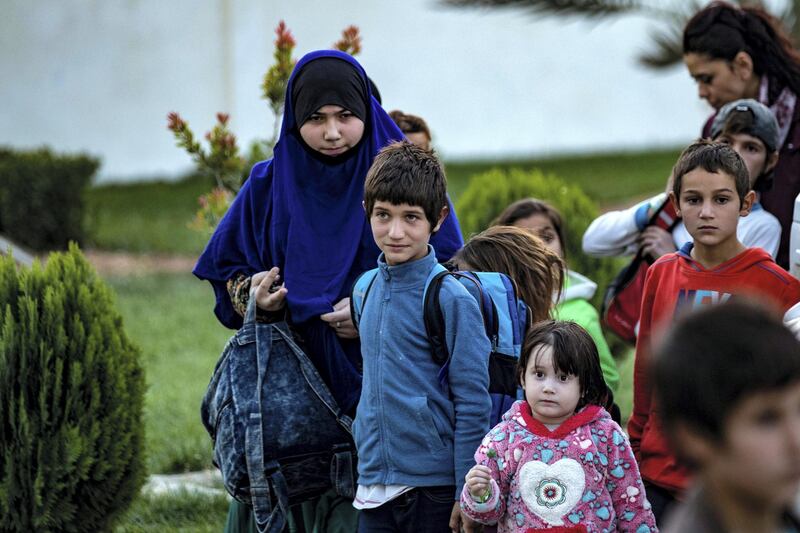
[298,105,365,157]
[670,168,753,251]
[698,382,800,510]
[368,200,445,266]
[714,132,777,187]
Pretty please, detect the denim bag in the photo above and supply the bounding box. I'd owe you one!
[201,297,357,533]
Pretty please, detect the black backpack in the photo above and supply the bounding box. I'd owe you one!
[201,300,357,533]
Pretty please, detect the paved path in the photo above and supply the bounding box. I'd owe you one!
[144,469,228,498]
[0,234,34,267]
[84,249,196,276]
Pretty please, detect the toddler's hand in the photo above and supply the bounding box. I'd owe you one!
[465,465,492,500]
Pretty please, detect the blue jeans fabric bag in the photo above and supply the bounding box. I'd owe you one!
[201,297,357,533]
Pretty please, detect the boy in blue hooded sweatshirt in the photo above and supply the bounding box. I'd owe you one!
[353,141,491,533]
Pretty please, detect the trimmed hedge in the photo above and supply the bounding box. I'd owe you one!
[0,245,146,531]
[456,167,621,309]
[0,147,99,252]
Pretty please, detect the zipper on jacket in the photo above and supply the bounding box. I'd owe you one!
[377,278,392,477]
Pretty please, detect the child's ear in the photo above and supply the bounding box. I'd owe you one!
[669,191,681,217]
[432,204,449,233]
[739,190,756,216]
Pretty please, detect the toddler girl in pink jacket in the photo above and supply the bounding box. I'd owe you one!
[461,321,656,532]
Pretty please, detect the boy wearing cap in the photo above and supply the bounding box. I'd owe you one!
[583,98,781,260]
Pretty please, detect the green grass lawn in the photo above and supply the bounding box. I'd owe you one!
[115,491,229,532]
[85,174,211,255]
[86,148,681,256]
[106,272,230,474]
[615,347,635,425]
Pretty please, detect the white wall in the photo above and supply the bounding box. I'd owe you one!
[1,0,781,182]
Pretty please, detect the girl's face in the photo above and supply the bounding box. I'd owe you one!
[299,104,365,156]
[521,344,581,426]
[513,214,563,259]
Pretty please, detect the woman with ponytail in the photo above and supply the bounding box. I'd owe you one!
[684,1,800,268]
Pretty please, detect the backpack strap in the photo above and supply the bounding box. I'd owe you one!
[421,263,450,366]
[454,271,497,347]
[474,272,529,356]
[244,303,290,533]
[350,268,379,332]
[649,196,681,232]
[423,266,493,366]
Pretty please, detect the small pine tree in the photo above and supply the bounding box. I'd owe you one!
[456,167,621,309]
[0,244,146,532]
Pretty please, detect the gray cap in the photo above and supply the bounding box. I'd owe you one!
[710,98,780,152]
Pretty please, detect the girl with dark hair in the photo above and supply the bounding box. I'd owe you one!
[194,50,464,532]
[460,321,656,532]
[683,1,800,267]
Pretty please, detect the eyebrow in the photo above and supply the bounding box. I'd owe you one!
[374,204,426,215]
[682,188,735,194]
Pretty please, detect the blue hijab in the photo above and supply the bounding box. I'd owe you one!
[194,50,463,412]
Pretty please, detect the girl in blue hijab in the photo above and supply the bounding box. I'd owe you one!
[194,49,463,418]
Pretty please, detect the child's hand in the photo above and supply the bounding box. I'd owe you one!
[251,267,287,312]
[465,465,492,500]
[638,226,676,261]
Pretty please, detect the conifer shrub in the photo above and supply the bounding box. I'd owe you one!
[0,147,99,252]
[0,244,146,532]
[456,168,621,309]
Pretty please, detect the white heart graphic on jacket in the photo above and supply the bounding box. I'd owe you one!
[518,458,585,525]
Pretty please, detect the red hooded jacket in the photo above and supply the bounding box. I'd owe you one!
[628,243,800,495]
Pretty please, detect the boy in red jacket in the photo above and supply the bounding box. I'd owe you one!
[628,140,800,526]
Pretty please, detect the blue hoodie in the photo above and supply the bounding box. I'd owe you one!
[354,246,491,498]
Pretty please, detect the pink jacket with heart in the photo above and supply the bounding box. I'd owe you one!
[461,401,657,533]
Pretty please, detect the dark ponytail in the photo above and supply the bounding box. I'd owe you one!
[684,1,800,100]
